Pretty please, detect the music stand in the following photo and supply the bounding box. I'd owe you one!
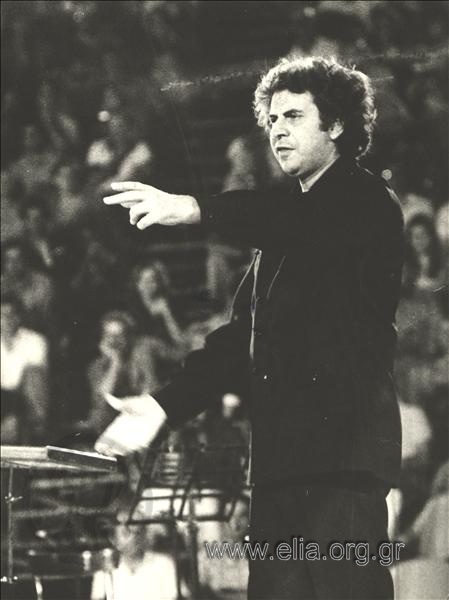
[126,442,249,598]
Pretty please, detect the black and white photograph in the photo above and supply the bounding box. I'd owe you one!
[1,1,448,599]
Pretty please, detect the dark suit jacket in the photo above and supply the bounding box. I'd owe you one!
[155,158,404,486]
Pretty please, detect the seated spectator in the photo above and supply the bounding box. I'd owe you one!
[130,261,184,349]
[53,161,88,227]
[206,134,269,310]
[127,261,186,388]
[61,224,125,417]
[403,213,444,292]
[222,135,259,192]
[395,213,447,406]
[20,192,82,286]
[86,112,153,192]
[20,196,59,273]
[1,294,49,444]
[91,509,181,600]
[85,311,159,436]
[8,124,59,197]
[1,239,56,335]
[37,80,81,158]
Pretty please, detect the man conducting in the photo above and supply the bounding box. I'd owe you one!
[97,57,404,599]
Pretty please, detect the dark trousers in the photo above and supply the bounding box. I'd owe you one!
[248,478,394,600]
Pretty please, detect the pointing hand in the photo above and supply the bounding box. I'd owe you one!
[103,181,200,229]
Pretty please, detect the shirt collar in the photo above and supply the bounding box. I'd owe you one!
[299,156,340,193]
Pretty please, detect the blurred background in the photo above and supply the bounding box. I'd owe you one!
[1,1,448,598]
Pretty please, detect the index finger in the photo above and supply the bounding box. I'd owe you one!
[111,181,153,192]
[103,191,147,205]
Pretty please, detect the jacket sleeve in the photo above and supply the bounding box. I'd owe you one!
[153,313,251,428]
[196,177,403,254]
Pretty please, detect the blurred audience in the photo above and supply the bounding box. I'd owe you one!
[53,161,89,227]
[8,124,59,197]
[84,310,160,436]
[37,80,82,159]
[403,213,444,293]
[125,261,187,389]
[395,214,447,407]
[130,262,184,343]
[1,239,56,335]
[206,133,271,309]
[20,197,63,274]
[222,135,263,192]
[1,294,49,443]
[86,113,153,193]
[66,224,123,344]
[91,509,181,600]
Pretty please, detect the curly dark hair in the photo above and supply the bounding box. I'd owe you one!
[253,56,376,159]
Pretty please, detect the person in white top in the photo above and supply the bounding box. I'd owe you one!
[91,512,180,600]
[1,293,49,443]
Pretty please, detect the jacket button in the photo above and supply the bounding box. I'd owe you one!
[263,374,268,381]
[312,375,318,383]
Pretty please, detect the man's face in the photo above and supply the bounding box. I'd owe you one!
[269,90,339,179]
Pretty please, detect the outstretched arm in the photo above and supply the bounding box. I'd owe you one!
[104,175,403,253]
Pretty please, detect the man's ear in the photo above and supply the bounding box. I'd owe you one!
[329,120,344,141]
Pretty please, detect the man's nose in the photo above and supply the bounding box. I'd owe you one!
[271,119,288,139]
